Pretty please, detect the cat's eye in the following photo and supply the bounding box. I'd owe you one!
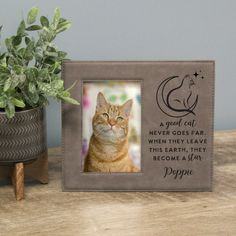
[102,113,109,119]
[117,116,124,122]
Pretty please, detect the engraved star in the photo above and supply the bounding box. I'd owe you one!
[193,72,199,77]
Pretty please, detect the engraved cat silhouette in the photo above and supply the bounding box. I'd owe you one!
[156,74,198,118]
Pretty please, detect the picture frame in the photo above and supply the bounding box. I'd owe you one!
[62,61,214,191]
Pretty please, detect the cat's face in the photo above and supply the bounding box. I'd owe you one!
[183,75,195,88]
[92,92,132,142]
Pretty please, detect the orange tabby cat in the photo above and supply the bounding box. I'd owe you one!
[84,92,139,172]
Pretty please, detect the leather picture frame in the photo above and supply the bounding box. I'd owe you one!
[62,61,214,191]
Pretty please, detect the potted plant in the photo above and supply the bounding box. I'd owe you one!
[0,7,79,163]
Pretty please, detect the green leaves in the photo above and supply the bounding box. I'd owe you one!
[17,20,26,36]
[38,68,49,79]
[6,101,15,118]
[28,82,37,93]
[56,19,71,34]
[3,77,12,92]
[26,25,42,31]
[51,79,64,90]
[37,79,64,97]
[24,41,35,61]
[0,52,6,61]
[0,97,25,118]
[25,37,31,45]
[44,50,58,58]
[25,67,38,80]
[27,7,39,24]
[60,96,80,105]
[12,36,22,47]
[5,38,13,51]
[40,16,49,27]
[0,7,79,119]
[58,51,67,59]
[0,96,7,108]
[0,65,10,74]
[12,98,25,108]
[38,81,57,96]
[5,35,23,51]
[52,8,60,28]
[13,65,23,74]
[28,82,39,103]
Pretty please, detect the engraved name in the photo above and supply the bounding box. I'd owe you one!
[163,167,193,179]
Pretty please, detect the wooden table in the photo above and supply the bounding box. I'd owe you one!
[0,130,235,236]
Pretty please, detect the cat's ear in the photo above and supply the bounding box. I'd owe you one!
[96,92,107,110]
[122,99,133,118]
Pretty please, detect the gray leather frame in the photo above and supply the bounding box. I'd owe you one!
[62,61,214,191]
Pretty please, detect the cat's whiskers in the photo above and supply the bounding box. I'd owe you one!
[96,125,114,137]
[94,125,106,137]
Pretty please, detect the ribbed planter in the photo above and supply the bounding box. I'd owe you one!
[0,106,47,164]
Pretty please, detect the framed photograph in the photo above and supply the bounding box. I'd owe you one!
[62,61,214,191]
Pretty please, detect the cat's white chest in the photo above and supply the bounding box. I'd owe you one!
[103,145,116,155]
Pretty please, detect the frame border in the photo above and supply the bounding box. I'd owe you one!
[62,61,215,192]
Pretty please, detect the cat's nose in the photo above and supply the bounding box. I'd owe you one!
[108,119,116,127]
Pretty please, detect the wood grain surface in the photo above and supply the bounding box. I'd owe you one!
[0,130,235,236]
[12,163,24,201]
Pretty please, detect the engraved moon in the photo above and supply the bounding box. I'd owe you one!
[156,75,198,118]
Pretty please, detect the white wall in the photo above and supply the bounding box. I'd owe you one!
[1,0,235,146]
